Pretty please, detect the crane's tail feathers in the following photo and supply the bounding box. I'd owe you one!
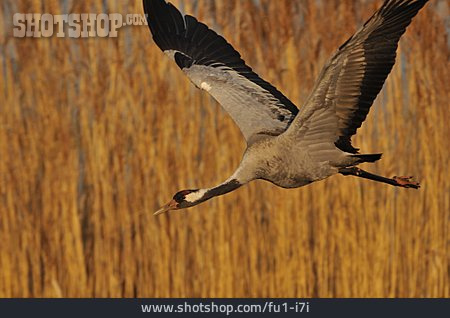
[352,153,383,163]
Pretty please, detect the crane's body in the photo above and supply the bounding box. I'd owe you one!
[241,135,342,188]
[143,0,426,214]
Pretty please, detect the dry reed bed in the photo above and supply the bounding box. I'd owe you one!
[0,0,448,297]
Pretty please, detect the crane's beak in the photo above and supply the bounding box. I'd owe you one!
[154,199,178,216]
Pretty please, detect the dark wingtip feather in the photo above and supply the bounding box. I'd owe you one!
[335,0,429,153]
[142,0,299,116]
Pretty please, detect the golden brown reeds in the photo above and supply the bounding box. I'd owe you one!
[0,0,448,297]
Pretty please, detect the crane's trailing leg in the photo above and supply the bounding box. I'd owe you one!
[339,167,420,189]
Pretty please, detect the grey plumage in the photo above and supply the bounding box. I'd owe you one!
[287,0,429,153]
[144,0,426,214]
[144,0,298,142]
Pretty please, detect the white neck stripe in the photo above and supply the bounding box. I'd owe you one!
[184,189,208,203]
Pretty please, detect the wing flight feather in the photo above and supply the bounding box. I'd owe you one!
[144,0,299,143]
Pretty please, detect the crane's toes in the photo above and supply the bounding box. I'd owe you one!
[393,176,420,189]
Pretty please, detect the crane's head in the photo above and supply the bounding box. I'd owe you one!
[154,180,241,215]
[154,189,205,215]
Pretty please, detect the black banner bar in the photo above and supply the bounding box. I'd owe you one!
[0,298,447,318]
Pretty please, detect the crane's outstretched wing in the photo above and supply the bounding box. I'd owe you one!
[286,0,428,154]
[143,0,298,143]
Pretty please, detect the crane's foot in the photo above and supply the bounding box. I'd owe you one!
[339,167,420,189]
[393,176,420,189]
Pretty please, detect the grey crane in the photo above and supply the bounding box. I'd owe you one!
[144,0,426,215]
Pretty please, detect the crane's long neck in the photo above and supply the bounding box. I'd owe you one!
[181,158,256,208]
[184,179,242,205]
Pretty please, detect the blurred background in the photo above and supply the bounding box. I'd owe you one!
[0,0,448,297]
